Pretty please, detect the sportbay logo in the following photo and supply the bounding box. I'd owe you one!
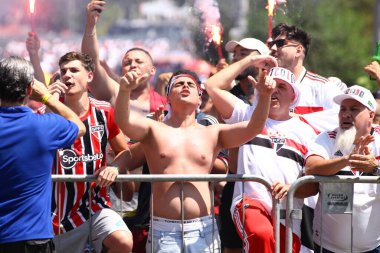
[60,149,103,170]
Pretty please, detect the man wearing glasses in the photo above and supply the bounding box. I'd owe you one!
[269,23,343,122]
[269,23,345,253]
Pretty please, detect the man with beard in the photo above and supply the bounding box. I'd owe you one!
[305,85,380,253]
[268,24,345,252]
[215,38,270,253]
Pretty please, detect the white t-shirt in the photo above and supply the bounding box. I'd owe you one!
[306,127,380,252]
[293,67,344,133]
[225,99,317,237]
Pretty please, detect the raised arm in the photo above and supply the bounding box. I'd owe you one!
[217,69,276,149]
[82,0,119,105]
[26,32,46,85]
[114,71,152,141]
[30,79,86,138]
[204,53,277,119]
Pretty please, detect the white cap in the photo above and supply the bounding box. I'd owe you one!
[268,67,300,108]
[333,85,377,112]
[225,38,270,55]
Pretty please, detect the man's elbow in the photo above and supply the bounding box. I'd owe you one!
[294,182,319,198]
[77,123,86,138]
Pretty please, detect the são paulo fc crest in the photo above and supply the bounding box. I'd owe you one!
[269,131,286,151]
[90,125,104,141]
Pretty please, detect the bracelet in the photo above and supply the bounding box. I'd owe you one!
[41,94,52,104]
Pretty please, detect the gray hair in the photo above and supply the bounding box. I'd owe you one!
[0,56,34,102]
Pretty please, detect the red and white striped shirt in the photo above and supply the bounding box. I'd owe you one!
[51,97,121,234]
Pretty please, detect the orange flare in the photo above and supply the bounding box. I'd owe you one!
[211,25,222,45]
[268,0,276,16]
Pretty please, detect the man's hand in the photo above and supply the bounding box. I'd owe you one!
[250,54,278,70]
[26,32,40,56]
[249,70,276,97]
[271,181,290,200]
[119,71,150,92]
[349,135,377,173]
[94,166,119,187]
[47,79,69,99]
[29,79,51,102]
[151,104,165,122]
[364,61,380,82]
[86,0,106,25]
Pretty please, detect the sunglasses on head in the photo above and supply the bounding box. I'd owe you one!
[268,39,298,48]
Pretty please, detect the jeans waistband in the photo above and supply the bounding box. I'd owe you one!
[152,215,213,224]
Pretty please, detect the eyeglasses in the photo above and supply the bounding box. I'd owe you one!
[268,39,298,49]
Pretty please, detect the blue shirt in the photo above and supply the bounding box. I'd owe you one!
[0,106,78,243]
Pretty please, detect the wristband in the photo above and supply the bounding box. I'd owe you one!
[41,94,52,104]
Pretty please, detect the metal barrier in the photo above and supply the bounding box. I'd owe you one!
[285,175,380,253]
[52,174,281,253]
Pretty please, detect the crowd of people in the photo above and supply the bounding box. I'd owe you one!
[1,1,380,253]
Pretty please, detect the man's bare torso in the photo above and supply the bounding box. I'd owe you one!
[142,122,220,219]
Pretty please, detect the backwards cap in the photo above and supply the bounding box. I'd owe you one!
[333,85,377,112]
[225,38,270,55]
[268,67,300,108]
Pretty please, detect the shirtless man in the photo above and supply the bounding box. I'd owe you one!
[114,54,277,252]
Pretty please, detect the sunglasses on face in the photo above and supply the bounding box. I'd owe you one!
[268,39,298,49]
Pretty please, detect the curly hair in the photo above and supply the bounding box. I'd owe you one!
[272,23,311,56]
[0,56,34,102]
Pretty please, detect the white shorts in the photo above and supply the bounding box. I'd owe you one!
[53,208,130,253]
[146,215,220,253]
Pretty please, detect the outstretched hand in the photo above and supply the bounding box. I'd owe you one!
[119,70,150,92]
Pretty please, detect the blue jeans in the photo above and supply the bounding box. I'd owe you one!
[146,216,220,253]
[314,243,380,253]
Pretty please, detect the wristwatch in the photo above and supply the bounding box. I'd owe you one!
[372,160,380,176]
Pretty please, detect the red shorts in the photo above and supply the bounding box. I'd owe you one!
[232,197,300,253]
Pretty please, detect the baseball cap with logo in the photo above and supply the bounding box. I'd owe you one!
[333,85,377,112]
[225,38,270,55]
[268,67,300,108]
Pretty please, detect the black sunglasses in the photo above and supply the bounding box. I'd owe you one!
[268,39,298,48]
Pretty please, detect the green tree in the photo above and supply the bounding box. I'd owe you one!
[241,0,376,89]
